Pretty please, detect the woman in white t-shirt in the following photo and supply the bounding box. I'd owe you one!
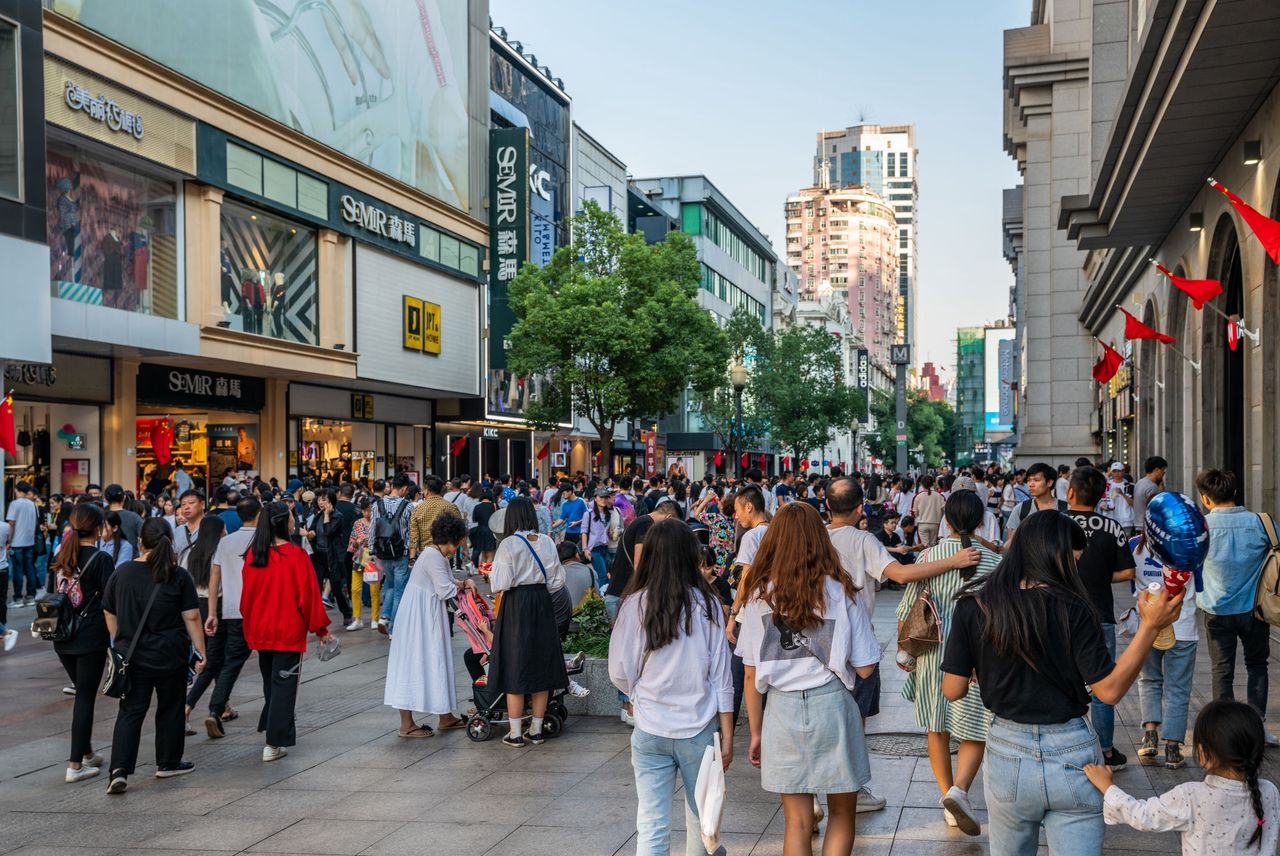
[736,503,881,854]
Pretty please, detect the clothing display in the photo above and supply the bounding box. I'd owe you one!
[101,232,124,290]
[241,274,266,334]
[129,230,150,289]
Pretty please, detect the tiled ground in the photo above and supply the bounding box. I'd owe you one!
[0,585,1275,855]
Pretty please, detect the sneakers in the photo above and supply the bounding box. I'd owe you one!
[106,774,128,794]
[23,597,34,607]
[345,619,363,631]
[942,808,958,828]
[204,715,226,739]
[568,679,590,699]
[856,786,887,813]
[941,786,981,836]
[155,761,195,778]
[185,720,196,737]
[524,731,546,746]
[62,686,76,696]
[620,708,636,727]
[83,752,103,768]
[2,628,16,652]
[1266,731,1279,748]
[65,765,100,784]
[376,618,389,636]
[1137,729,1160,764]
[502,734,526,748]
[813,795,824,832]
[322,597,335,609]
[1165,742,1185,769]
[567,650,586,670]
[262,745,288,762]
[1103,748,1128,772]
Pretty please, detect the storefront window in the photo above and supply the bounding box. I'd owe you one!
[299,418,383,482]
[0,19,19,201]
[218,199,318,344]
[46,141,181,316]
[134,414,260,495]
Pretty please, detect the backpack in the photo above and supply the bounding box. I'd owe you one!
[1019,498,1067,521]
[1253,512,1280,627]
[372,498,408,560]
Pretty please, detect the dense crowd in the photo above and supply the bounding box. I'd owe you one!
[1,457,1278,855]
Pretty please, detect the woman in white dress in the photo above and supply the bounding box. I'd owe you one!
[385,514,472,738]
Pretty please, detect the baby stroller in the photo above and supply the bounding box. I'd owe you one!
[456,589,583,742]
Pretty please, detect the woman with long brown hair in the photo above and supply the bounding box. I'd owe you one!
[736,502,880,856]
[49,502,115,783]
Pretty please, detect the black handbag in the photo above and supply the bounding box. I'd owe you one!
[102,582,161,699]
[33,551,106,642]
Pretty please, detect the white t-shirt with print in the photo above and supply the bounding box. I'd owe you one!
[1131,536,1197,642]
[827,524,894,627]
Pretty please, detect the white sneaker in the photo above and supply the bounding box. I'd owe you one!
[813,795,825,827]
[620,709,636,727]
[62,686,75,696]
[82,752,103,768]
[943,808,958,828]
[941,786,981,836]
[856,785,887,813]
[23,597,34,607]
[2,629,16,652]
[568,679,590,698]
[65,765,99,783]
[1266,731,1279,748]
[262,745,288,763]
[345,619,363,631]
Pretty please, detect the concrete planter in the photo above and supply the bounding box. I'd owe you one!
[564,657,619,718]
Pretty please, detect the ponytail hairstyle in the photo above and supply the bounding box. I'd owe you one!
[52,503,105,579]
[247,501,292,567]
[185,514,227,590]
[1193,700,1267,847]
[140,517,178,584]
[102,511,125,563]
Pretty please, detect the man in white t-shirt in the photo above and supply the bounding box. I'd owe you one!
[1054,465,1071,502]
[200,496,260,739]
[743,468,776,516]
[5,481,39,606]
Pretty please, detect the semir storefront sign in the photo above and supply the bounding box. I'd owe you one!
[137,364,265,412]
[339,194,417,247]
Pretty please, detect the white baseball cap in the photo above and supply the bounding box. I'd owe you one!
[1109,462,1125,472]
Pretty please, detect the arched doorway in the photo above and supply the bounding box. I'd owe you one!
[1202,215,1246,499]
[1164,277,1188,488]
[1136,299,1158,462]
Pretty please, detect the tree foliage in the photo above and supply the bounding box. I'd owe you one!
[693,307,770,463]
[506,202,729,472]
[866,388,957,469]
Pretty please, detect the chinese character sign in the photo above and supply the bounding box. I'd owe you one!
[488,127,529,370]
[65,80,144,140]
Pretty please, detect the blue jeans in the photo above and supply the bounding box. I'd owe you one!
[378,556,410,630]
[631,720,725,856]
[984,717,1104,856]
[604,594,620,622]
[9,547,36,600]
[1139,640,1197,743]
[590,546,613,592]
[1089,623,1116,751]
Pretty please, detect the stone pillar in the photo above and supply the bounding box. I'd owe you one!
[260,377,289,484]
[187,184,225,327]
[102,357,138,489]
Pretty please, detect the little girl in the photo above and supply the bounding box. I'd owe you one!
[1084,700,1279,854]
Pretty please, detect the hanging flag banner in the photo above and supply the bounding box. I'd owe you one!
[1118,306,1176,343]
[536,442,550,461]
[1209,178,1280,264]
[713,449,723,468]
[450,435,468,457]
[1228,318,1240,352]
[1092,340,1125,384]
[1151,260,1222,310]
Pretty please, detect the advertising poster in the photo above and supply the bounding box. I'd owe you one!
[209,424,259,477]
[57,0,472,211]
[983,328,1015,433]
[61,459,90,495]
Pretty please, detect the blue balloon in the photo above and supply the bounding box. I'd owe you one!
[1144,492,1210,591]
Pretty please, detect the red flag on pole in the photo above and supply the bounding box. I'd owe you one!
[1209,178,1280,264]
[0,391,15,457]
[740,452,749,469]
[536,442,550,461]
[782,455,790,470]
[1151,260,1222,310]
[450,435,468,457]
[713,449,723,468]
[799,458,809,471]
[1092,340,1124,384]
[759,453,766,470]
[1119,306,1176,343]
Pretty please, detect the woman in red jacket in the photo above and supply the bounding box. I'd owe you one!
[240,501,334,762]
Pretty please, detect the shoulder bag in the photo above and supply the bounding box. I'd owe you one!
[33,550,107,642]
[102,582,161,699]
[515,534,573,631]
[1254,512,1280,627]
[897,584,942,658]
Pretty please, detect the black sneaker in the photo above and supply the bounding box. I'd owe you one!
[524,731,546,746]
[106,773,128,794]
[1103,748,1128,772]
[501,734,526,748]
[155,761,195,778]
[1137,729,1160,764]
[1165,742,1185,769]
[204,715,225,739]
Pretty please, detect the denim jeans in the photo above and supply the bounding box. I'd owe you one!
[984,717,1104,856]
[9,547,36,600]
[1088,623,1117,751]
[1204,610,1270,718]
[631,719,725,856]
[604,594,620,622]
[1139,639,1197,743]
[590,546,613,592]
[379,556,411,630]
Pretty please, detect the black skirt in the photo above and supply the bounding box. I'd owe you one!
[488,584,568,694]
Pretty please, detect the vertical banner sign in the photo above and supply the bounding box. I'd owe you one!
[854,348,871,425]
[403,296,424,351]
[422,301,442,355]
[891,344,911,473]
[998,338,1015,427]
[489,127,530,370]
[644,431,657,478]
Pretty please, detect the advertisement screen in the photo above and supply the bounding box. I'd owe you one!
[56,0,471,211]
[984,327,1015,433]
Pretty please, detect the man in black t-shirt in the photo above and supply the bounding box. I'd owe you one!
[1065,466,1136,772]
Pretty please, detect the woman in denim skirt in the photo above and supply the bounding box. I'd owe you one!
[940,510,1183,856]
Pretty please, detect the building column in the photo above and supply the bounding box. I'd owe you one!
[316,229,349,350]
[261,377,289,484]
[187,183,225,328]
[102,357,138,489]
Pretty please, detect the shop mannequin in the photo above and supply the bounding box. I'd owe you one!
[102,229,125,295]
[240,269,266,334]
[270,272,287,338]
[132,215,153,314]
[55,177,81,282]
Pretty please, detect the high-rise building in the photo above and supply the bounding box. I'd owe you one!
[815,124,918,351]
[955,328,986,463]
[784,185,899,367]
[918,362,945,402]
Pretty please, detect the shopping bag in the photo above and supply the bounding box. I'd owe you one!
[693,731,726,852]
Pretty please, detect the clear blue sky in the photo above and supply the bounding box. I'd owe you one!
[489,0,1028,375]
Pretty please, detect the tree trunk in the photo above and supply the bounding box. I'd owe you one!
[599,431,614,477]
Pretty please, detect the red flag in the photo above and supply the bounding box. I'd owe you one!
[450,435,468,457]
[713,450,723,468]
[1228,318,1241,352]
[1119,307,1175,343]
[1092,340,1124,384]
[150,420,174,465]
[759,453,766,470]
[799,458,810,471]
[740,452,749,468]
[0,392,15,457]
[536,442,550,461]
[1209,178,1280,264]
[1152,260,1222,310]
[782,455,791,470]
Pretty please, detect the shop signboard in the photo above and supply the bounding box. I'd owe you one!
[137,364,265,412]
[644,431,657,478]
[6,353,113,404]
[402,295,442,355]
[351,394,375,422]
[61,459,90,495]
[489,126,529,371]
[854,348,870,425]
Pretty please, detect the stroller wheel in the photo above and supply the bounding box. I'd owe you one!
[542,713,563,739]
[550,701,568,721]
[466,715,492,742]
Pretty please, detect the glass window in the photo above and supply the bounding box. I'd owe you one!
[439,233,459,270]
[262,158,296,209]
[47,141,180,318]
[0,20,18,200]
[226,142,262,195]
[297,174,327,219]
[458,243,479,277]
[420,227,440,262]
[218,199,318,344]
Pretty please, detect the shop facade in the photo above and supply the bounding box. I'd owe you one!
[289,384,434,486]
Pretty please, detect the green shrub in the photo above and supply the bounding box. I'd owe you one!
[563,596,612,659]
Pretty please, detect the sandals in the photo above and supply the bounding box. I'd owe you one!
[220,709,239,722]
[438,717,466,731]
[398,725,435,738]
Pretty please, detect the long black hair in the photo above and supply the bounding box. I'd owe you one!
[102,511,125,563]
[140,517,178,584]
[502,496,539,538]
[247,501,292,567]
[622,518,718,652]
[1194,700,1267,847]
[943,492,986,579]
[185,514,227,590]
[52,503,105,579]
[958,509,1091,669]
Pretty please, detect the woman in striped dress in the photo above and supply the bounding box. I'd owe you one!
[896,490,1001,836]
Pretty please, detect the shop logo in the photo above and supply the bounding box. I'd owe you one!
[339,194,417,246]
[65,80,144,140]
[168,370,242,399]
[403,296,442,356]
[5,363,57,387]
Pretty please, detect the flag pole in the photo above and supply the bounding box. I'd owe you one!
[1147,258,1258,343]
[1121,356,1164,390]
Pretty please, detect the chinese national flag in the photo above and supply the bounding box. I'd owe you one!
[799,458,810,471]
[759,454,766,470]
[740,452,749,468]
[536,443,549,461]
[1120,307,1175,343]
[713,450,723,468]
[1152,261,1222,310]
[0,393,15,457]
[1092,341,1124,384]
[450,436,468,457]
[782,455,791,470]
[1209,179,1280,264]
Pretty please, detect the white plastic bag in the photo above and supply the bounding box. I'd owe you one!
[693,731,726,853]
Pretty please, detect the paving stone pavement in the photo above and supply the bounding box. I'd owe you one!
[0,584,1277,855]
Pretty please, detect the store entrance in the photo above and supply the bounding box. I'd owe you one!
[135,410,259,496]
[299,419,383,483]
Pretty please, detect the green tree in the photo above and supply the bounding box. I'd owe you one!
[865,389,958,469]
[506,202,729,473]
[693,307,769,468]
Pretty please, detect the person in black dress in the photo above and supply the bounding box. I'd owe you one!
[470,490,498,567]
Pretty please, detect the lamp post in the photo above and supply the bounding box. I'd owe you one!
[730,361,748,481]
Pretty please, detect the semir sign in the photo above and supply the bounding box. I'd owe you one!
[339,194,417,247]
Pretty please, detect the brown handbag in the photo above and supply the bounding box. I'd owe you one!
[897,584,943,658]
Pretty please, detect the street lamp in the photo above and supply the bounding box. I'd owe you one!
[731,360,748,480]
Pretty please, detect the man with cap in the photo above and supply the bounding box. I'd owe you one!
[1101,461,1136,536]
[939,476,1003,551]
[581,488,621,592]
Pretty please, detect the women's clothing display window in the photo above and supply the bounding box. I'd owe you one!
[219,199,319,345]
[46,142,180,316]
[135,414,259,495]
[299,419,383,482]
